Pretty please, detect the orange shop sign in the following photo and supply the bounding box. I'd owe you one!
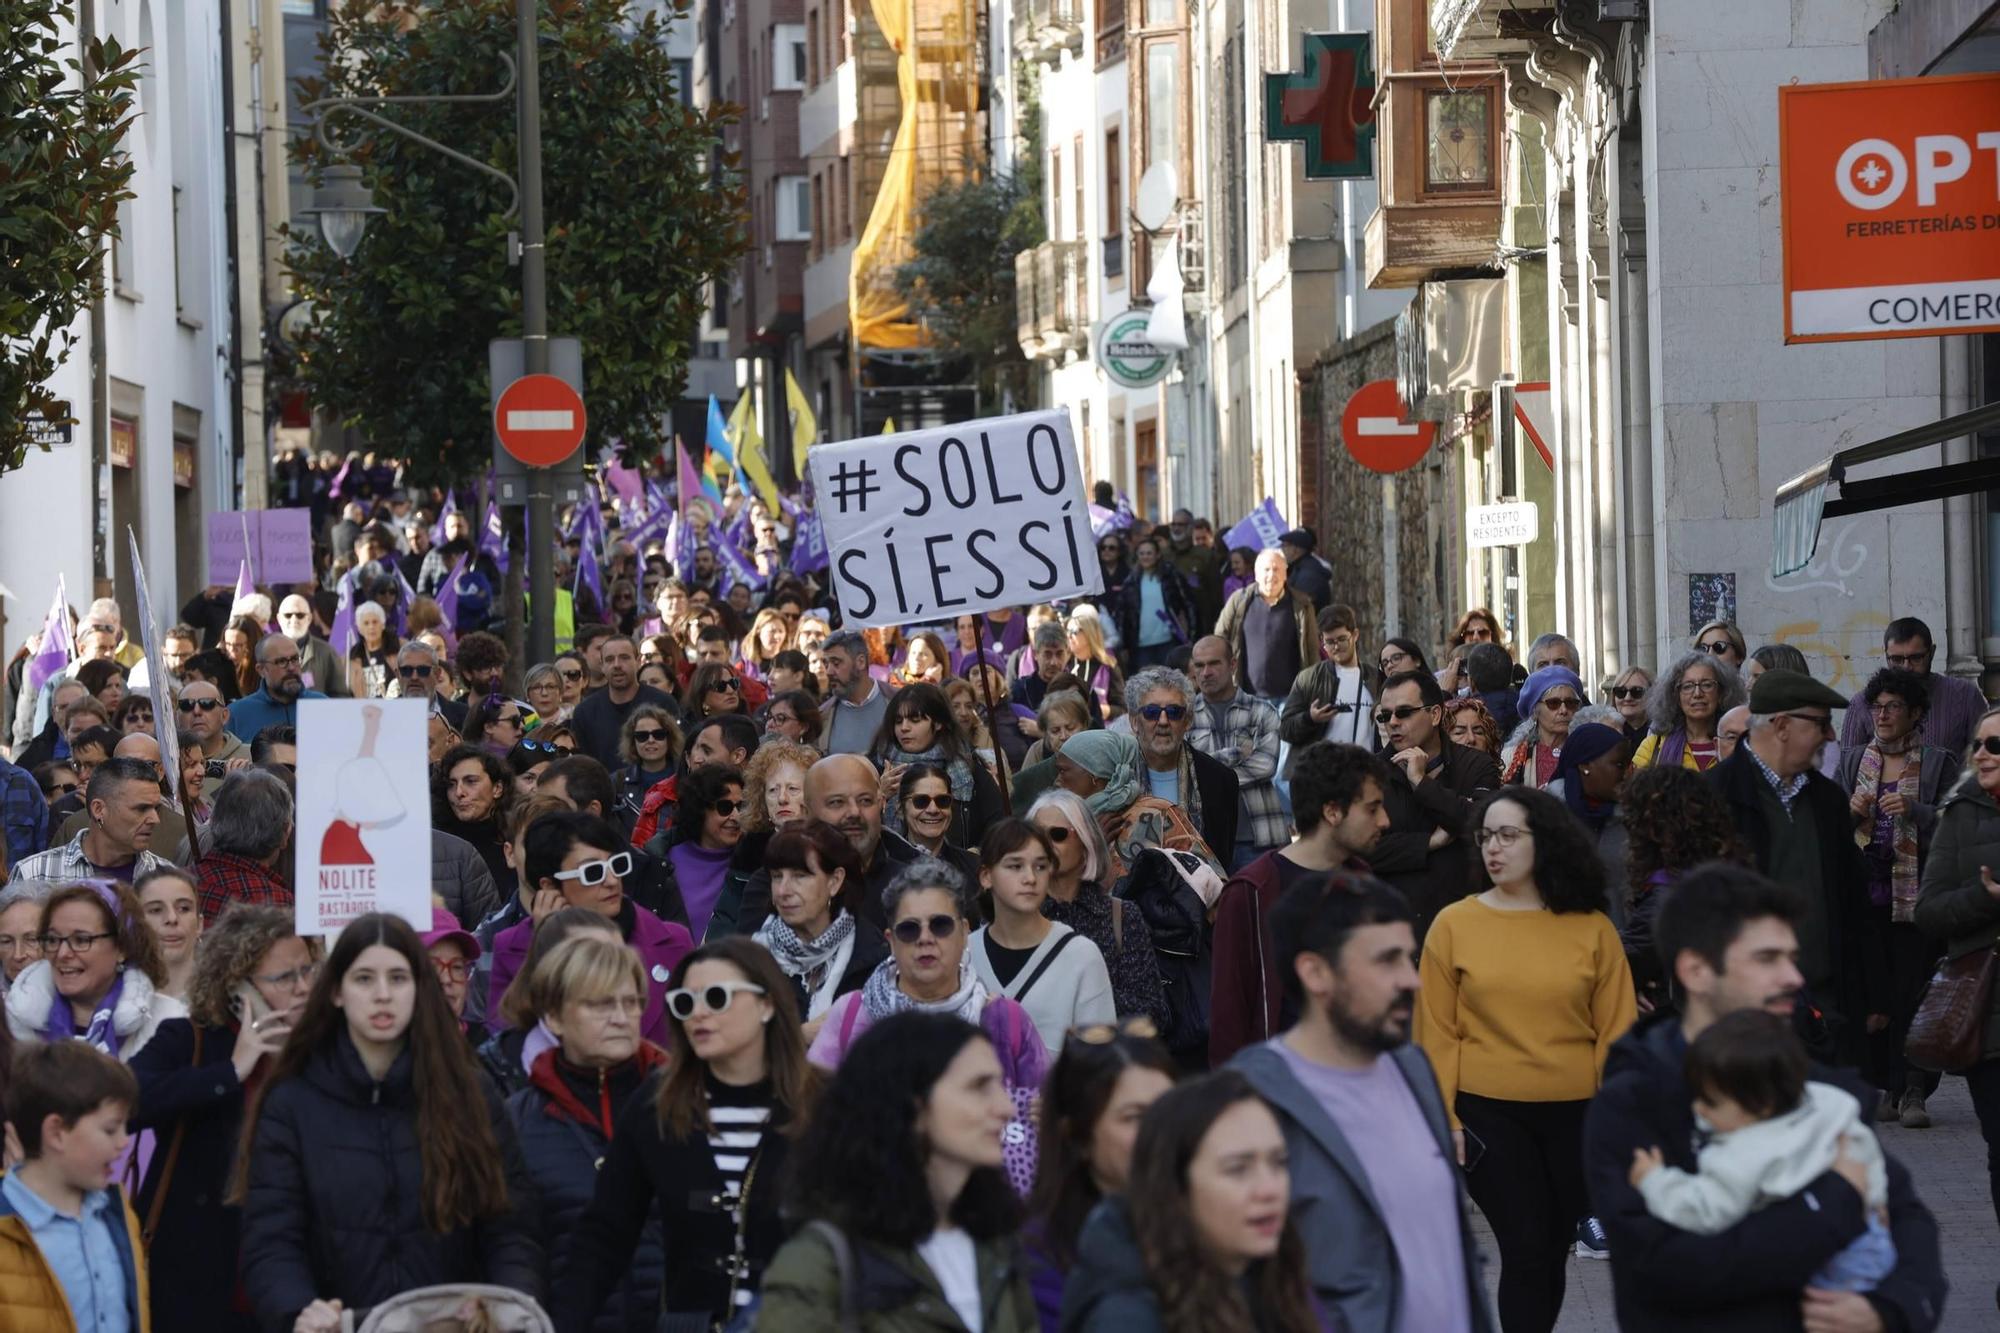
[1778,72,2000,344]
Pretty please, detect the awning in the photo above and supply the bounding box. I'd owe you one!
[1771,401,2000,577]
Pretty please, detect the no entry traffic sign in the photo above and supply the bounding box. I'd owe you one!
[1340,379,1435,474]
[494,373,586,467]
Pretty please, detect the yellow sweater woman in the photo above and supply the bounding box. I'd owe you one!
[1417,788,1635,1333]
[1626,651,1744,774]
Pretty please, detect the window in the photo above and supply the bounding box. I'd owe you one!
[1135,420,1158,522]
[838,157,852,237]
[776,175,811,241]
[1050,149,1064,241]
[1145,41,1175,169]
[812,173,826,257]
[1424,88,1495,191]
[1073,135,1085,239]
[672,57,693,108]
[172,184,186,315]
[773,24,807,91]
[1104,127,1124,281]
[808,11,820,85]
[1222,36,1245,291]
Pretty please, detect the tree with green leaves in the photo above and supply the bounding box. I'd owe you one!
[0,1,138,477]
[285,0,744,487]
[893,165,1043,415]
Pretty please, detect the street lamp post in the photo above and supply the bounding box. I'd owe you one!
[301,0,558,668]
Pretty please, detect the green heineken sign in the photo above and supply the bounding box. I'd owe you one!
[1096,311,1175,390]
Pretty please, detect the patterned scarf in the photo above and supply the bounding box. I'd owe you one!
[44,965,128,1057]
[756,911,857,980]
[877,742,976,835]
[860,955,988,1024]
[1854,741,1922,923]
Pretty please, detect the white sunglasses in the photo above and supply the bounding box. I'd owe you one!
[553,851,633,887]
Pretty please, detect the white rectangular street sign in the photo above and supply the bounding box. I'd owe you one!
[1467,501,1540,549]
[295,699,432,935]
[806,409,1103,624]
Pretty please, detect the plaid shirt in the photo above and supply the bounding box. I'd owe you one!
[1190,690,1287,850]
[194,851,293,924]
[1745,744,1810,815]
[9,829,172,885]
[0,757,50,868]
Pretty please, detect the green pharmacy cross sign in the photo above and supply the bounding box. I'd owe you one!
[1265,33,1377,180]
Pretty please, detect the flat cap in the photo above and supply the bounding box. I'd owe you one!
[1279,528,1316,551]
[1748,668,1848,714]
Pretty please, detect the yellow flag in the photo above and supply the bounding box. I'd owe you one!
[882,417,897,435]
[731,394,781,514]
[784,369,818,474]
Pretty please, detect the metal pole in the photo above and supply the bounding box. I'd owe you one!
[519,0,555,665]
[971,614,1013,815]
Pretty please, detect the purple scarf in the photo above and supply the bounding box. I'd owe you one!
[44,967,128,1057]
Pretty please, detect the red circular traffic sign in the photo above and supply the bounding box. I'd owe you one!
[494,374,587,466]
[1340,379,1436,474]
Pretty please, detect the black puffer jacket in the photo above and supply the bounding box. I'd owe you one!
[508,1047,669,1333]
[1914,773,2000,1054]
[240,1026,542,1332]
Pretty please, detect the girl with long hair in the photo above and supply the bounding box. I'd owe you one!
[1060,1070,1317,1333]
[129,904,317,1333]
[741,607,794,682]
[556,938,820,1330]
[759,1011,1038,1332]
[872,682,1006,848]
[223,615,264,699]
[970,819,1116,1058]
[752,819,885,1040]
[1416,788,1636,1333]
[506,934,670,1332]
[237,913,538,1331]
[1064,606,1127,722]
[894,629,953,689]
[1023,1023,1177,1328]
[4,880,182,1062]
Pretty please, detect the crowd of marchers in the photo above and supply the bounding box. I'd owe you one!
[0,469,1991,1333]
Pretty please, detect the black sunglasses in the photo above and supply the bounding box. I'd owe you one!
[559,668,584,680]
[1374,704,1429,725]
[1976,737,2000,756]
[1138,703,1188,722]
[398,665,434,678]
[177,698,222,713]
[712,798,745,816]
[632,728,672,743]
[516,739,563,755]
[906,792,953,811]
[891,914,960,944]
[1042,824,1071,843]
[707,677,740,692]
[1611,686,1648,701]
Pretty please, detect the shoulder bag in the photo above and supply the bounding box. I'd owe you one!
[1905,945,1998,1072]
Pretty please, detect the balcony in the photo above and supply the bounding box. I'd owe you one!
[1012,0,1083,65]
[1428,0,1555,61]
[1014,240,1089,361]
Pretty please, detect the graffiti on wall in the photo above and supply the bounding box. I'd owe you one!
[1764,520,1869,598]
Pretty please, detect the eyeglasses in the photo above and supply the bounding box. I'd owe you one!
[906,792,953,811]
[1868,700,1908,715]
[493,713,523,728]
[1975,737,2000,757]
[125,711,153,723]
[891,913,961,944]
[1139,703,1188,722]
[1374,705,1429,726]
[1472,825,1529,848]
[1540,696,1581,712]
[398,665,434,679]
[579,993,646,1019]
[1677,679,1719,696]
[38,931,115,955]
[553,851,633,886]
[177,698,222,713]
[1068,1015,1160,1044]
[264,654,303,670]
[1698,640,1737,656]
[665,980,767,1020]
[632,728,672,743]
[0,934,42,955]
[711,798,745,816]
[431,958,472,984]
[1886,650,1931,669]
[1611,686,1647,701]
[706,677,740,693]
[559,668,584,681]
[43,781,79,797]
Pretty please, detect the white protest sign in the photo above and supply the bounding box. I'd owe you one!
[806,409,1103,623]
[295,699,431,935]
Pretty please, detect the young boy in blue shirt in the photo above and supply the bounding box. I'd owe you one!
[0,1040,149,1331]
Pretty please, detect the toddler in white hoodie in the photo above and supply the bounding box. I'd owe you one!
[1629,1009,1894,1292]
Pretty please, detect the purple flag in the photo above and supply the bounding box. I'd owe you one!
[574,536,604,607]
[1223,498,1288,552]
[603,450,644,508]
[1114,493,1137,529]
[714,531,767,592]
[234,558,255,605]
[392,559,419,636]
[792,505,828,574]
[626,498,671,549]
[433,550,472,633]
[480,501,509,573]
[330,567,358,658]
[1088,504,1121,539]
[25,578,72,693]
[429,492,459,547]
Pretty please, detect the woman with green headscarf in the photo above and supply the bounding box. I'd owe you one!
[1053,730,1221,884]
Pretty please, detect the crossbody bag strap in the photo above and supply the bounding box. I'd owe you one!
[142,1026,203,1247]
[806,1220,860,1333]
[1011,930,1083,1003]
[1111,898,1125,957]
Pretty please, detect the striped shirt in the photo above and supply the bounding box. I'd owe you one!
[706,1078,774,1310]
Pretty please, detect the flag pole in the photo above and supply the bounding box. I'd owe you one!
[971,614,1013,816]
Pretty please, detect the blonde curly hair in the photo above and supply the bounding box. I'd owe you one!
[186,904,314,1029]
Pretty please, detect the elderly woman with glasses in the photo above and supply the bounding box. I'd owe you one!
[344,600,399,699]
[523,662,568,726]
[128,903,319,1333]
[1500,666,1589,788]
[805,858,1048,1192]
[1840,668,1962,1129]
[0,881,50,992]
[1630,650,1747,775]
[4,879,184,1061]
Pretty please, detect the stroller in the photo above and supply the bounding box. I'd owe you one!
[345,1285,552,1333]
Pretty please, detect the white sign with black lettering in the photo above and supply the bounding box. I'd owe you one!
[807,410,1103,624]
[1467,501,1540,549]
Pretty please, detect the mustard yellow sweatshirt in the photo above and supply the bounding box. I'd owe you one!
[1415,895,1638,1130]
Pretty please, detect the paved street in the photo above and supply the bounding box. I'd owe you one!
[1471,1077,1994,1330]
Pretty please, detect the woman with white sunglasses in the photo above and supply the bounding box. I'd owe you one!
[554,937,814,1331]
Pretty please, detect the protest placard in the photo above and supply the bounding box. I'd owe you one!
[294,699,431,935]
[207,509,315,586]
[805,409,1102,623]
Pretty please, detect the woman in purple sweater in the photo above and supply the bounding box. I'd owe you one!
[664,762,748,942]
